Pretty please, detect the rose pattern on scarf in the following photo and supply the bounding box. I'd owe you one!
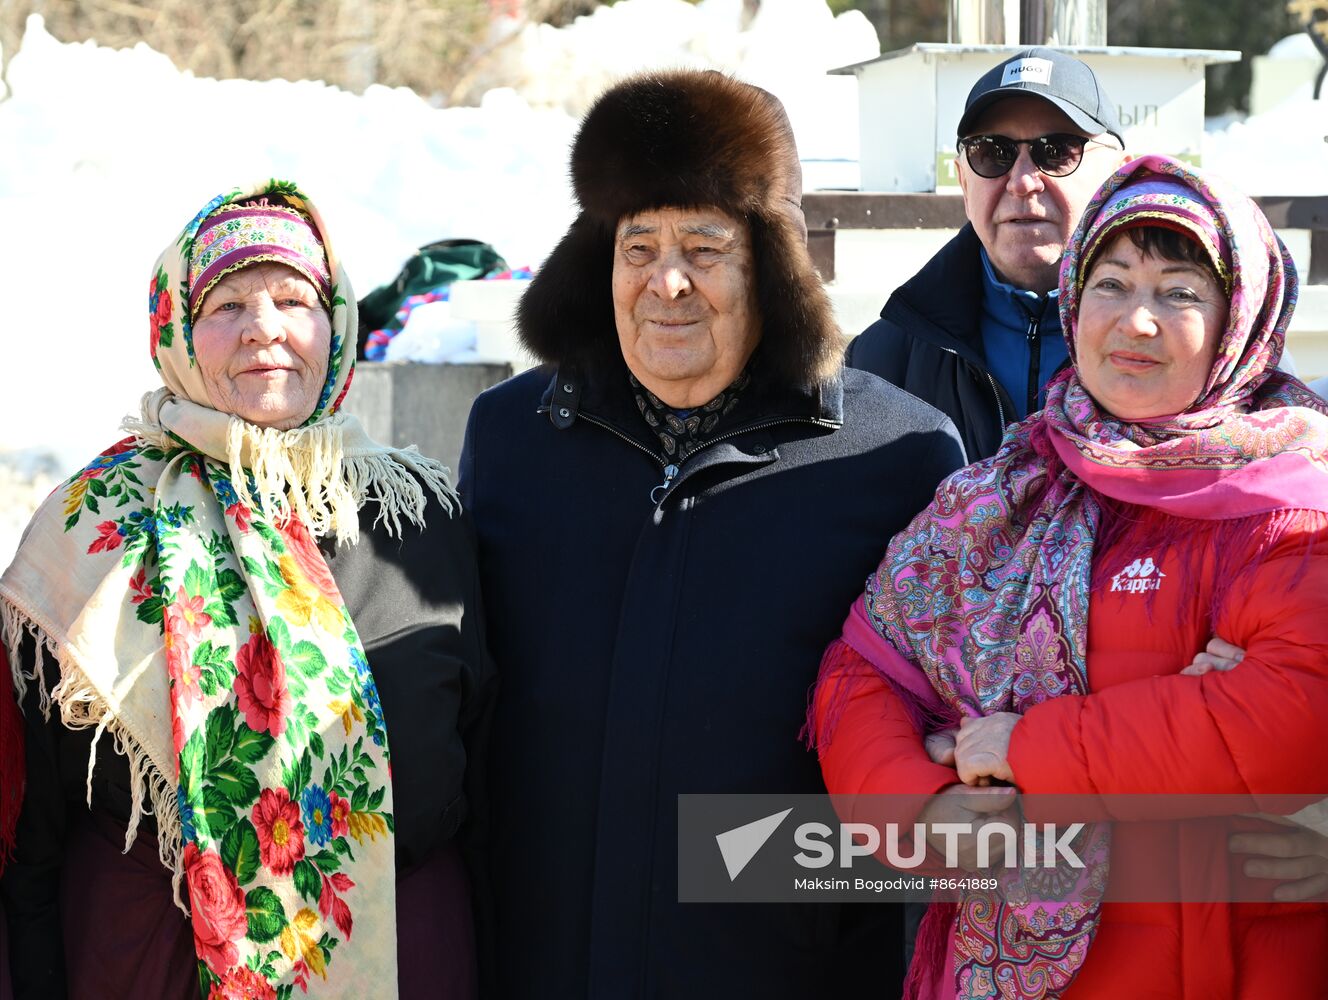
[150,266,176,365]
[277,519,339,603]
[328,791,350,840]
[88,455,397,995]
[154,490,395,994]
[185,842,249,975]
[235,633,292,737]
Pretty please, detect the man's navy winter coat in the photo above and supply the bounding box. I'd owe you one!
[460,360,964,998]
[847,224,1016,461]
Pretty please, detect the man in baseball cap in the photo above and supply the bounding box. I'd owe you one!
[848,48,1127,460]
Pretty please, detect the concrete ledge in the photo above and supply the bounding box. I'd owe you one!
[342,361,513,473]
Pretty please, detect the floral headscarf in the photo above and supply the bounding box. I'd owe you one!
[844,156,1328,998]
[3,180,457,999]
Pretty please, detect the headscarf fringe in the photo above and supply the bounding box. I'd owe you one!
[1,596,186,911]
[226,416,458,543]
[122,400,175,451]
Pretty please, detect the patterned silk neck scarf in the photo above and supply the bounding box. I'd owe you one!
[629,369,749,461]
[2,180,457,1000]
[855,156,1328,999]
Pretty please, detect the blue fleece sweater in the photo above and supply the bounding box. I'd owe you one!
[979,249,1068,419]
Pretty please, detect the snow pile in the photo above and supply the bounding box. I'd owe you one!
[1203,95,1328,196]
[484,0,878,159]
[1204,33,1328,195]
[8,2,1323,566]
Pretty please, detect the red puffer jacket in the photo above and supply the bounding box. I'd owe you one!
[815,507,1328,999]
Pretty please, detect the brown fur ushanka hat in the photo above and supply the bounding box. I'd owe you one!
[517,70,842,389]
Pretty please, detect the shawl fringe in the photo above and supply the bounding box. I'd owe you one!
[224,416,458,543]
[124,392,460,544]
[801,638,861,756]
[1,596,187,911]
[803,638,959,756]
[2,594,56,716]
[119,409,172,451]
[905,902,957,1000]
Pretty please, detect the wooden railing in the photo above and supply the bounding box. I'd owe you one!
[803,192,1328,283]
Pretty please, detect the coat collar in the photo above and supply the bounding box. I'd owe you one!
[884,223,988,367]
[538,356,844,451]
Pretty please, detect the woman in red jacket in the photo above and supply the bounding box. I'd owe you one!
[810,155,1328,999]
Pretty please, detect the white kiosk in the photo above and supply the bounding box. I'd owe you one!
[834,43,1239,194]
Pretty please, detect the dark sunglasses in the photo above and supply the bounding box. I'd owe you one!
[958,133,1115,179]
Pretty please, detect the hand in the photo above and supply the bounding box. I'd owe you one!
[1180,635,1245,676]
[1230,815,1328,902]
[954,713,1019,786]
[924,728,959,767]
[916,784,1020,871]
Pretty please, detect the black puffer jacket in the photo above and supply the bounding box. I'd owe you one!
[846,224,1016,461]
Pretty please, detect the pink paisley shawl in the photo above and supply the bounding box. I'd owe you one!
[855,155,1328,999]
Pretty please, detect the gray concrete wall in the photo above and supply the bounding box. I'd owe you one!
[342,361,514,474]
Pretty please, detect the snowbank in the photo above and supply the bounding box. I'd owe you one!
[1203,94,1328,196]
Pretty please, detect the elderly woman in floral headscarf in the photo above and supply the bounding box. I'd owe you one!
[809,155,1328,998]
[0,182,493,999]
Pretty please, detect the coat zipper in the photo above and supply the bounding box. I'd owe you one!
[1022,295,1053,417]
[651,416,832,505]
[1025,313,1041,418]
[542,406,832,504]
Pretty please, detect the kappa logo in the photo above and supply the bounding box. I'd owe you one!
[1111,556,1166,594]
[1000,57,1054,87]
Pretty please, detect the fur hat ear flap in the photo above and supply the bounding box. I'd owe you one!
[748,211,842,389]
[517,213,619,373]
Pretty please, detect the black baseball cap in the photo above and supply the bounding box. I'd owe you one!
[956,48,1124,146]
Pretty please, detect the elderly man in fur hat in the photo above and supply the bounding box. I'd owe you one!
[459,70,964,998]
